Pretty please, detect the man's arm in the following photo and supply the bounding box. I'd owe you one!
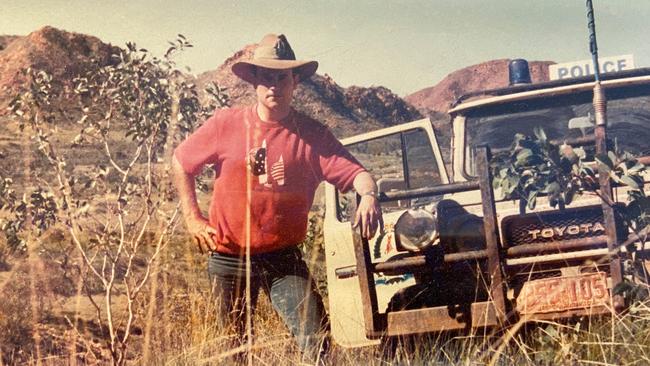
[171,155,218,253]
[351,171,383,239]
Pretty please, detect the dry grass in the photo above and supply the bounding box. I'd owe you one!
[2,117,650,366]
[3,224,650,366]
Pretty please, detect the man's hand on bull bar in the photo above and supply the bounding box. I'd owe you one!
[185,214,218,254]
[353,195,383,239]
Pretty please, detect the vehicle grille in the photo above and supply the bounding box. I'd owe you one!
[501,205,621,247]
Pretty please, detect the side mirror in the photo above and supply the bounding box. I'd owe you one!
[568,116,594,129]
[568,114,594,136]
[377,177,408,209]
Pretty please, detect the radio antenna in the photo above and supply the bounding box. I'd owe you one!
[586,0,601,82]
[586,0,625,312]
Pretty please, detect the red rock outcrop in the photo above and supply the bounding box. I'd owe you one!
[405,59,555,114]
[4,27,560,140]
[0,35,20,51]
[0,27,420,137]
[0,26,119,107]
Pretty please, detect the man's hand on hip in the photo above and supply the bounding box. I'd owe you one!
[185,214,218,253]
[353,195,383,239]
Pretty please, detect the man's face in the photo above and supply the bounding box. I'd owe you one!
[254,67,299,112]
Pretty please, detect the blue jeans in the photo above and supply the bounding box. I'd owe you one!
[207,246,329,363]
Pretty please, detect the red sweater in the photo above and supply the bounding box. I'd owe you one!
[174,106,365,254]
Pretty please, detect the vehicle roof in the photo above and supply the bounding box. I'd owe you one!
[448,67,650,115]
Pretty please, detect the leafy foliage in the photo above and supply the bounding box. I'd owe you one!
[0,178,59,254]
[4,35,229,365]
[492,128,648,228]
[491,127,594,210]
[595,150,650,233]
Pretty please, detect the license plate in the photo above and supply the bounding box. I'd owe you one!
[517,273,610,314]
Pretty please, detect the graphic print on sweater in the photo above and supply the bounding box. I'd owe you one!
[246,139,285,187]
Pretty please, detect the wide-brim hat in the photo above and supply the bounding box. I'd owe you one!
[232,34,318,84]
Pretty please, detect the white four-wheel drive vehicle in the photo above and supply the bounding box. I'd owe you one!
[323,63,650,347]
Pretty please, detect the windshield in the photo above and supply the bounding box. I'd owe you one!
[465,84,650,175]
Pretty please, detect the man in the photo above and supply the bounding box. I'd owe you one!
[172,33,382,362]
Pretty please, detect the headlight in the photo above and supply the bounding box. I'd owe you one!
[394,208,439,252]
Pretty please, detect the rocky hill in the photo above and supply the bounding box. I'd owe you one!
[405,59,555,115]
[0,26,119,106]
[0,35,20,51]
[196,44,422,137]
[0,27,421,138]
[0,27,562,140]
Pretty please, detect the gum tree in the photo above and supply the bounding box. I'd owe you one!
[4,36,227,365]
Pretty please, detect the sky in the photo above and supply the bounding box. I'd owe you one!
[2,0,649,96]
